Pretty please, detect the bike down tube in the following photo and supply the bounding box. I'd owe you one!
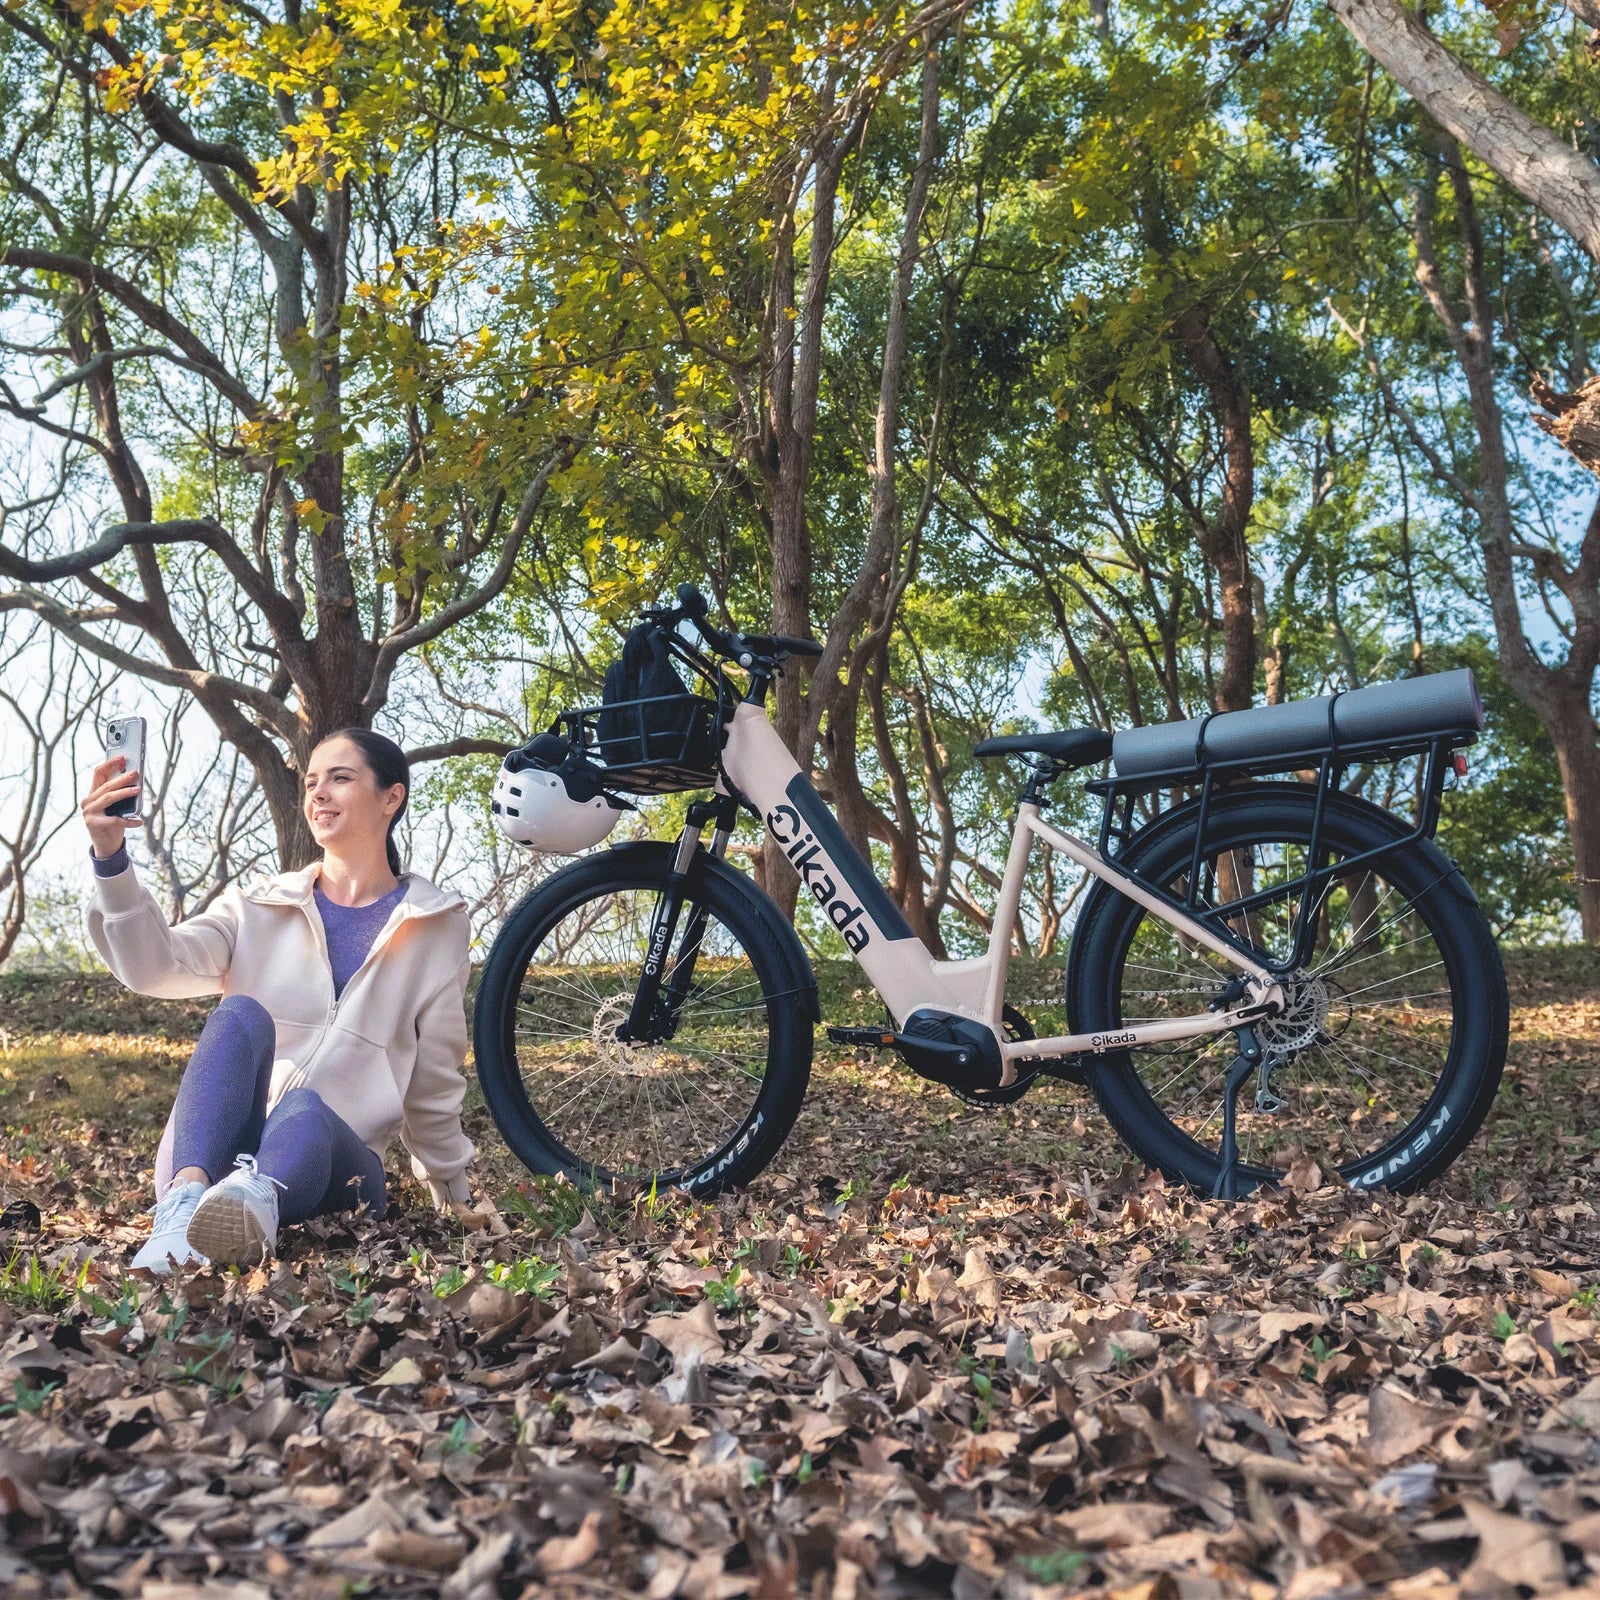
[718,703,955,1027]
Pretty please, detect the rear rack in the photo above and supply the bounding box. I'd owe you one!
[1084,726,1479,974]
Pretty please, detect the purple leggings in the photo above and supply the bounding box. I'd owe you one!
[155,995,387,1223]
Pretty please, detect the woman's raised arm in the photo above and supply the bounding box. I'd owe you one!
[82,756,242,998]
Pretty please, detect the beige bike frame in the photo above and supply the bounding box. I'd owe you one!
[717,702,1283,1086]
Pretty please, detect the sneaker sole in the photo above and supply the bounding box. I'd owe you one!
[186,1192,274,1266]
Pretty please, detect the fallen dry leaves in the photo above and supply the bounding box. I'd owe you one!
[3,956,1600,1598]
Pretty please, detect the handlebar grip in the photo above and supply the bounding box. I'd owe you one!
[768,634,824,658]
[741,632,824,659]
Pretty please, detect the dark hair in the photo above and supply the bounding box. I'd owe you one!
[316,728,410,875]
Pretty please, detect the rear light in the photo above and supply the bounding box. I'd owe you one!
[1452,753,1469,777]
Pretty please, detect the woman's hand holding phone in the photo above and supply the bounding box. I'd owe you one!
[82,756,143,859]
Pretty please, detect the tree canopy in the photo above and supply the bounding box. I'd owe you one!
[1,0,1595,947]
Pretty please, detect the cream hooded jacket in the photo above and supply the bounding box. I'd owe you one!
[86,859,475,1207]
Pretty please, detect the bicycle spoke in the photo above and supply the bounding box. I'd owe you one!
[510,883,773,1182]
[1114,826,1460,1179]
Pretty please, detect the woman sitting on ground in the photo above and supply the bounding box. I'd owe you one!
[82,729,477,1272]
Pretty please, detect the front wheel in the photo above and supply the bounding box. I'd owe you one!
[474,844,814,1195]
[1067,786,1508,1195]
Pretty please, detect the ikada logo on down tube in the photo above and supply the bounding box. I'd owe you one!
[764,803,871,952]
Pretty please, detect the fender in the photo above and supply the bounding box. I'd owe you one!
[1064,781,1481,1020]
[602,839,820,1024]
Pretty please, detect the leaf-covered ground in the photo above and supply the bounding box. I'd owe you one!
[2,948,1600,1600]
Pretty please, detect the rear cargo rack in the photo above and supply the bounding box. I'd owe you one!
[1085,725,1479,974]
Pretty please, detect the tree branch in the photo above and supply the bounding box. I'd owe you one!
[362,439,581,717]
[1328,0,1600,265]
[1,248,263,417]
[0,584,302,743]
[0,515,302,641]
[1325,296,1482,507]
[406,736,513,765]
[26,341,261,411]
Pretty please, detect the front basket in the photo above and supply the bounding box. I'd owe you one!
[558,692,725,795]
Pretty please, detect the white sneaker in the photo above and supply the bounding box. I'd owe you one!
[131,1180,209,1274]
[185,1154,287,1267]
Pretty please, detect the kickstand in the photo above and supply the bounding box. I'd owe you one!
[1212,1026,1262,1202]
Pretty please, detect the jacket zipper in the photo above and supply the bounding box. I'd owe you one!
[271,903,338,1099]
[282,895,416,1092]
[243,873,460,1095]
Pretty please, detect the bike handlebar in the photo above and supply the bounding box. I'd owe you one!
[648,583,824,666]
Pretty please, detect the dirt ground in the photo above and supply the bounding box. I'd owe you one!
[3,947,1600,1599]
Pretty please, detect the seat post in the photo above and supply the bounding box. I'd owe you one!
[1019,759,1060,808]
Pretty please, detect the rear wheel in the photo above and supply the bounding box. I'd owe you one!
[1067,787,1507,1195]
[474,846,813,1195]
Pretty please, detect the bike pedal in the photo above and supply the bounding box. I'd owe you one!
[826,1026,899,1049]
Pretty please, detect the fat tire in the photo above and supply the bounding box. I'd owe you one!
[1066,785,1507,1195]
[474,843,814,1195]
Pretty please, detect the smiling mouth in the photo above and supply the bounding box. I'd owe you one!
[313,810,340,825]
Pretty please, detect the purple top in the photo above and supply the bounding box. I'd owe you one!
[91,842,130,877]
[315,880,409,998]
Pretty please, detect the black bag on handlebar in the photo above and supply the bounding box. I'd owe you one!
[595,623,717,773]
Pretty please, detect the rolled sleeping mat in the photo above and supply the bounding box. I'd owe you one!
[1111,667,1483,780]
[1333,667,1483,745]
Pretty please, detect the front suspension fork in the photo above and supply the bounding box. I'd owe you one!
[618,795,738,1042]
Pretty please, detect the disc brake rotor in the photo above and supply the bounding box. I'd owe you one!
[591,993,664,1077]
[1255,973,1332,1057]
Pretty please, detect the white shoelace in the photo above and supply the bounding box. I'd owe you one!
[227,1152,289,1201]
[148,1180,203,1230]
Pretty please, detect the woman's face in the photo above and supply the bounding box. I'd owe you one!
[303,737,406,859]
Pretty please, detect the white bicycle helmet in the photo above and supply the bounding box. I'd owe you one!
[492,734,625,854]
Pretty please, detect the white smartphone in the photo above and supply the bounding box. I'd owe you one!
[103,716,147,819]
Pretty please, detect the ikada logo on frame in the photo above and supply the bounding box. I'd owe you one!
[1089,1030,1139,1052]
[765,802,871,952]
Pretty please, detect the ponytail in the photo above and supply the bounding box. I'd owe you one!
[322,727,409,874]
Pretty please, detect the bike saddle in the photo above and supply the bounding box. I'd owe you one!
[973,728,1112,768]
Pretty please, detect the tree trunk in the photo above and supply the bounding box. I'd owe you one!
[259,745,318,870]
[758,51,940,920]
[1175,305,1257,712]
[1541,679,1600,940]
[1407,137,1600,941]
[0,860,23,969]
[757,127,845,919]
[863,641,946,955]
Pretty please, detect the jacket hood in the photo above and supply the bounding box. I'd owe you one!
[244,861,465,918]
